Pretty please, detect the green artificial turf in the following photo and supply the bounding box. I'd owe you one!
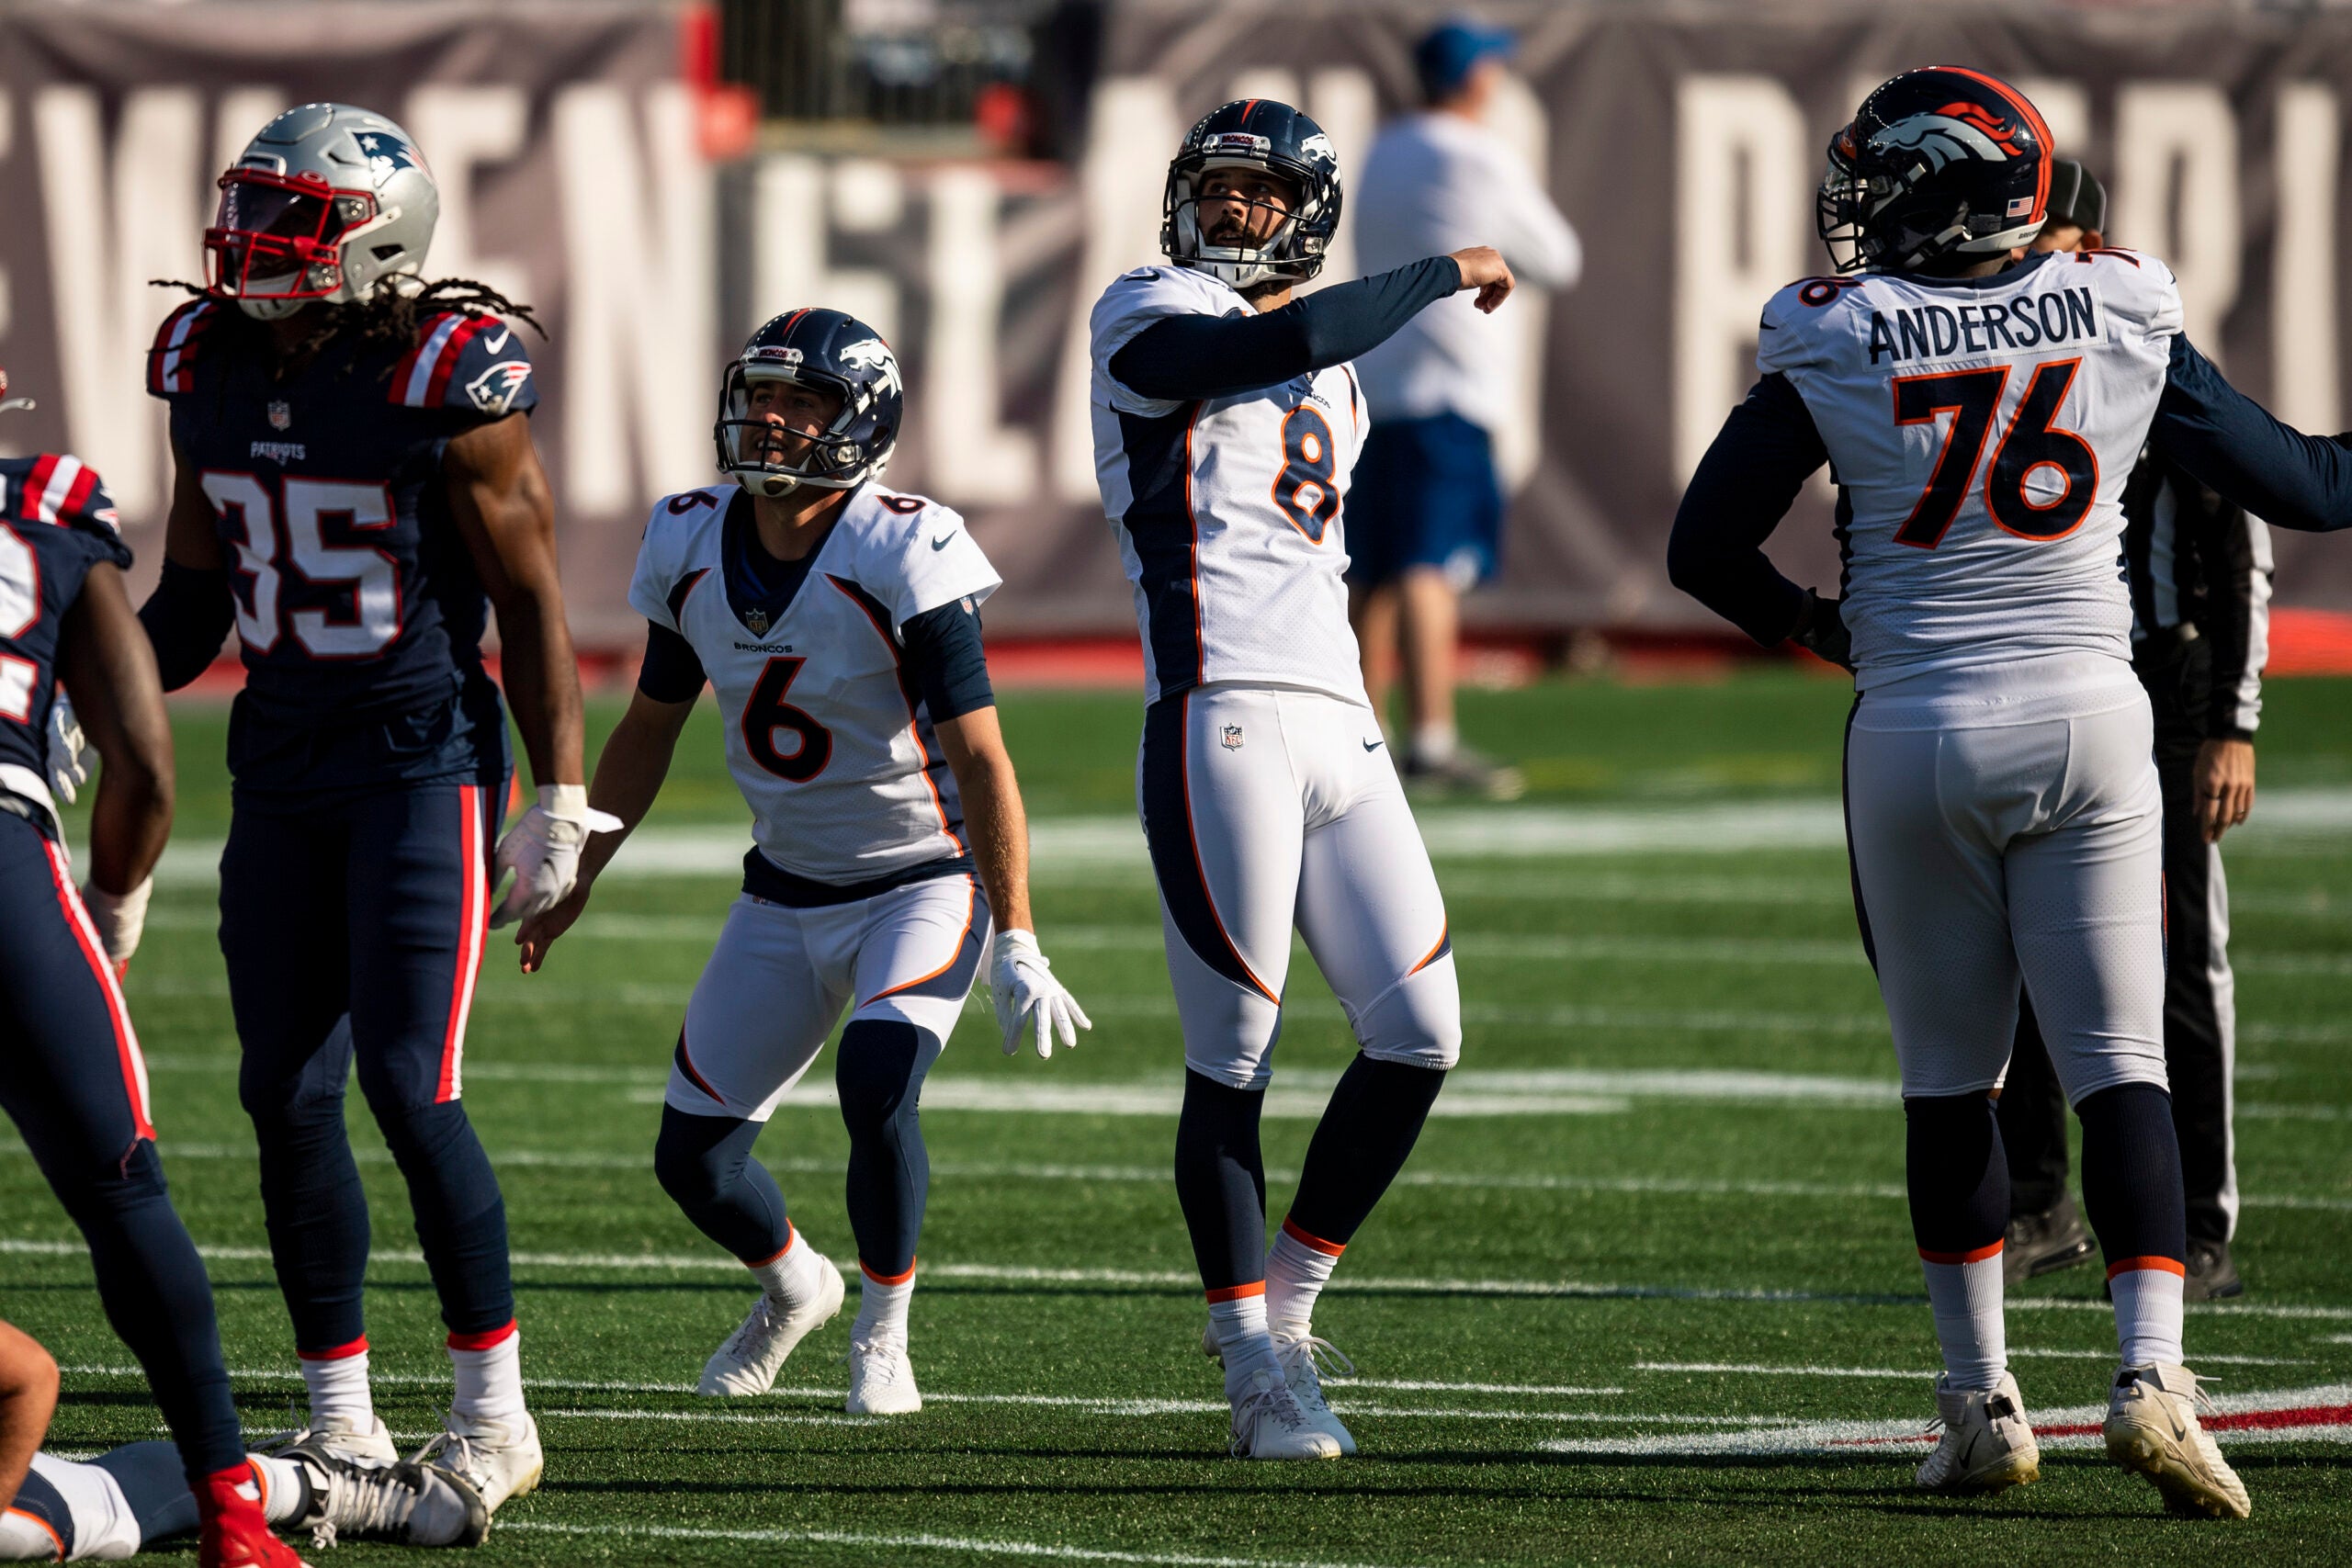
[9,671,2350,1565]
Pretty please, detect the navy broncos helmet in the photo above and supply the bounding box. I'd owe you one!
[1817,67,2053,275]
[1161,98,1343,290]
[716,307,904,498]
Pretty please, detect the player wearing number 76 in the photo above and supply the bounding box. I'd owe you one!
[515,308,1088,1416]
[1088,98,1512,1461]
[1668,66,2352,1519]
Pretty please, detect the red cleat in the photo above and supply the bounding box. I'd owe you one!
[198,1463,310,1568]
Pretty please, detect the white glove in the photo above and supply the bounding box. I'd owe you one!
[45,694,93,806]
[989,928,1091,1058]
[80,875,153,969]
[489,784,623,929]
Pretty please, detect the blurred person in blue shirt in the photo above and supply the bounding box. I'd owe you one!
[1351,17,1580,799]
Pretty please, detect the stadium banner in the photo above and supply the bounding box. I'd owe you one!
[7,3,2352,640]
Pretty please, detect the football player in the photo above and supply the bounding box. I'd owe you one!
[1086,100,1513,1460]
[137,105,596,1512]
[1668,68,2352,1517]
[515,309,1087,1415]
[0,1317,482,1559]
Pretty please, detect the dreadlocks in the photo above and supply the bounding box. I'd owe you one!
[150,276,544,383]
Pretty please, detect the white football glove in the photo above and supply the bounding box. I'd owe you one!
[489,784,623,929]
[989,928,1091,1058]
[45,694,93,807]
[80,874,153,970]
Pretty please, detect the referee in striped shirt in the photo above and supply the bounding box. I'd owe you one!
[1998,161,2274,1302]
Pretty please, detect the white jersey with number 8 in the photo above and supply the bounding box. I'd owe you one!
[1090,265,1371,705]
[1759,248,2184,723]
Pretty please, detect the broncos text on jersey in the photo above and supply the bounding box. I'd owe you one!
[0,455,130,827]
[629,483,1001,887]
[1090,265,1370,705]
[147,299,537,738]
[1759,248,2183,725]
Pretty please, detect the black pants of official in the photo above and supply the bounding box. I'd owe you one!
[2000,640,2238,1246]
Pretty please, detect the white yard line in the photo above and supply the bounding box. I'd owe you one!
[503,1520,1419,1568]
[1634,1362,1927,1379]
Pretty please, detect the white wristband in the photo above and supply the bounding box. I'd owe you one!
[80,874,153,965]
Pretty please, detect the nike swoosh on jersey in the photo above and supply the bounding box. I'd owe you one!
[931,534,953,550]
[483,329,512,354]
[1363,739,1384,751]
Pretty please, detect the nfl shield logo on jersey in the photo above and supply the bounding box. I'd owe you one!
[1221,725,1244,750]
[267,400,292,431]
[744,607,772,637]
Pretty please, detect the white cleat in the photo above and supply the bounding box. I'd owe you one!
[415,1411,543,1517]
[1229,1367,1342,1461]
[2105,1363,2252,1519]
[844,1334,923,1415]
[265,1415,401,1471]
[292,1451,489,1549]
[1914,1371,2041,1494]
[1198,1319,1359,1456]
[699,1254,847,1397]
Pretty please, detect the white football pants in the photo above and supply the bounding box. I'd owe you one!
[1845,698,2168,1103]
[664,873,989,1122]
[1138,682,1461,1090]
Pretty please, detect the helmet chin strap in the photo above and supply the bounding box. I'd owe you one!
[236,296,308,322]
[756,472,801,499]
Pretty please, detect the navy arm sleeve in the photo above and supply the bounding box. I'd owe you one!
[900,599,993,722]
[136,559,236,692]
[1666,373,1829,645]
[636,619,707,704]
[1109,256,1463,402]
[2153,335,2352,534]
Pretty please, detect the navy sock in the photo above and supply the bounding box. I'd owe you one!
[1904,1093,2008,1256]
[835,1020,941,1278]
[372,1099,514,1337]
[1173,1070,1268,1292]
[2076,1082,2188,1269]
[242,1089,372,1354]
[1287,1054,1447,1247]
[655,1107,792,1263]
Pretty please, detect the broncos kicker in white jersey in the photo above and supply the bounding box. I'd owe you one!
[522,308,1085,1419]
[1086,96,1519,1465]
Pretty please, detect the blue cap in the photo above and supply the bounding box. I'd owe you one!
[1416,17,1515,100]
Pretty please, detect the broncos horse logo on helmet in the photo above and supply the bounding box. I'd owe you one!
[1817,67,2052,275]
[715,308,903,499]
[1160,98,1344,291]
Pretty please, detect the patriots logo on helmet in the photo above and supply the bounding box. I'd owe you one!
[465,360,534,416]
[353,130,419,187]
[837,337,901,397]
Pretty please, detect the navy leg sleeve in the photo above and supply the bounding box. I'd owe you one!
[2076,1082,2188,1269]
[835,1020,942,1279]
[654,1106,793,1263]
[1905,1093,2009,1258]
[92,1441,202,1543]
[1173,1070,1268,1292]
[1286,1053,1446,1247]
[345,784,514,1338]
[0,816,246,1483]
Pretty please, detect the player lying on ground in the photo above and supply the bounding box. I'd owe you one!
[1086,98,1513,1460]
[0,400,306,1568]
[138,103,600,1519]
[1668,66,2352,1518]
[516,310,1087,1415]
[0,1319,481,1559]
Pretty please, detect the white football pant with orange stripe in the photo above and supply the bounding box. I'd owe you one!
[665,874,990,1122]
[1138,682,1461,1089]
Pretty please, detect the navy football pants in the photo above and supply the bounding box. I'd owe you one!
[0,811,244,1481]
[220,781,514,1352]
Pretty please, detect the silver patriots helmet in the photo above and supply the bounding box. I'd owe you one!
[207,103,439,321]
[1161,98,1343,290]
[716,308,904,499]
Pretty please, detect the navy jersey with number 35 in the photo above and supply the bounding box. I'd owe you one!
[0,454,131,817]
[147,299,537,793]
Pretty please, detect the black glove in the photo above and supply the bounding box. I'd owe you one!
[1790,590,1853,671]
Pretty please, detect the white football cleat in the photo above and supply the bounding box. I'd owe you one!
[1914,1371,2041,1494]
[265,1415,400,1470]
[415,1411,542,1516]
[1202,1322,1359,1456]
[292,1452,489,1549]
[699,1254,847,1397]
[844,1334,923,1416]
[2105,1363,2252,1518]
[1229,1367,1342,1461]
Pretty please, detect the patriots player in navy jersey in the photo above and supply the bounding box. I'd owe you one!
[136,104,594,1514]
[0,381,312,1566]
